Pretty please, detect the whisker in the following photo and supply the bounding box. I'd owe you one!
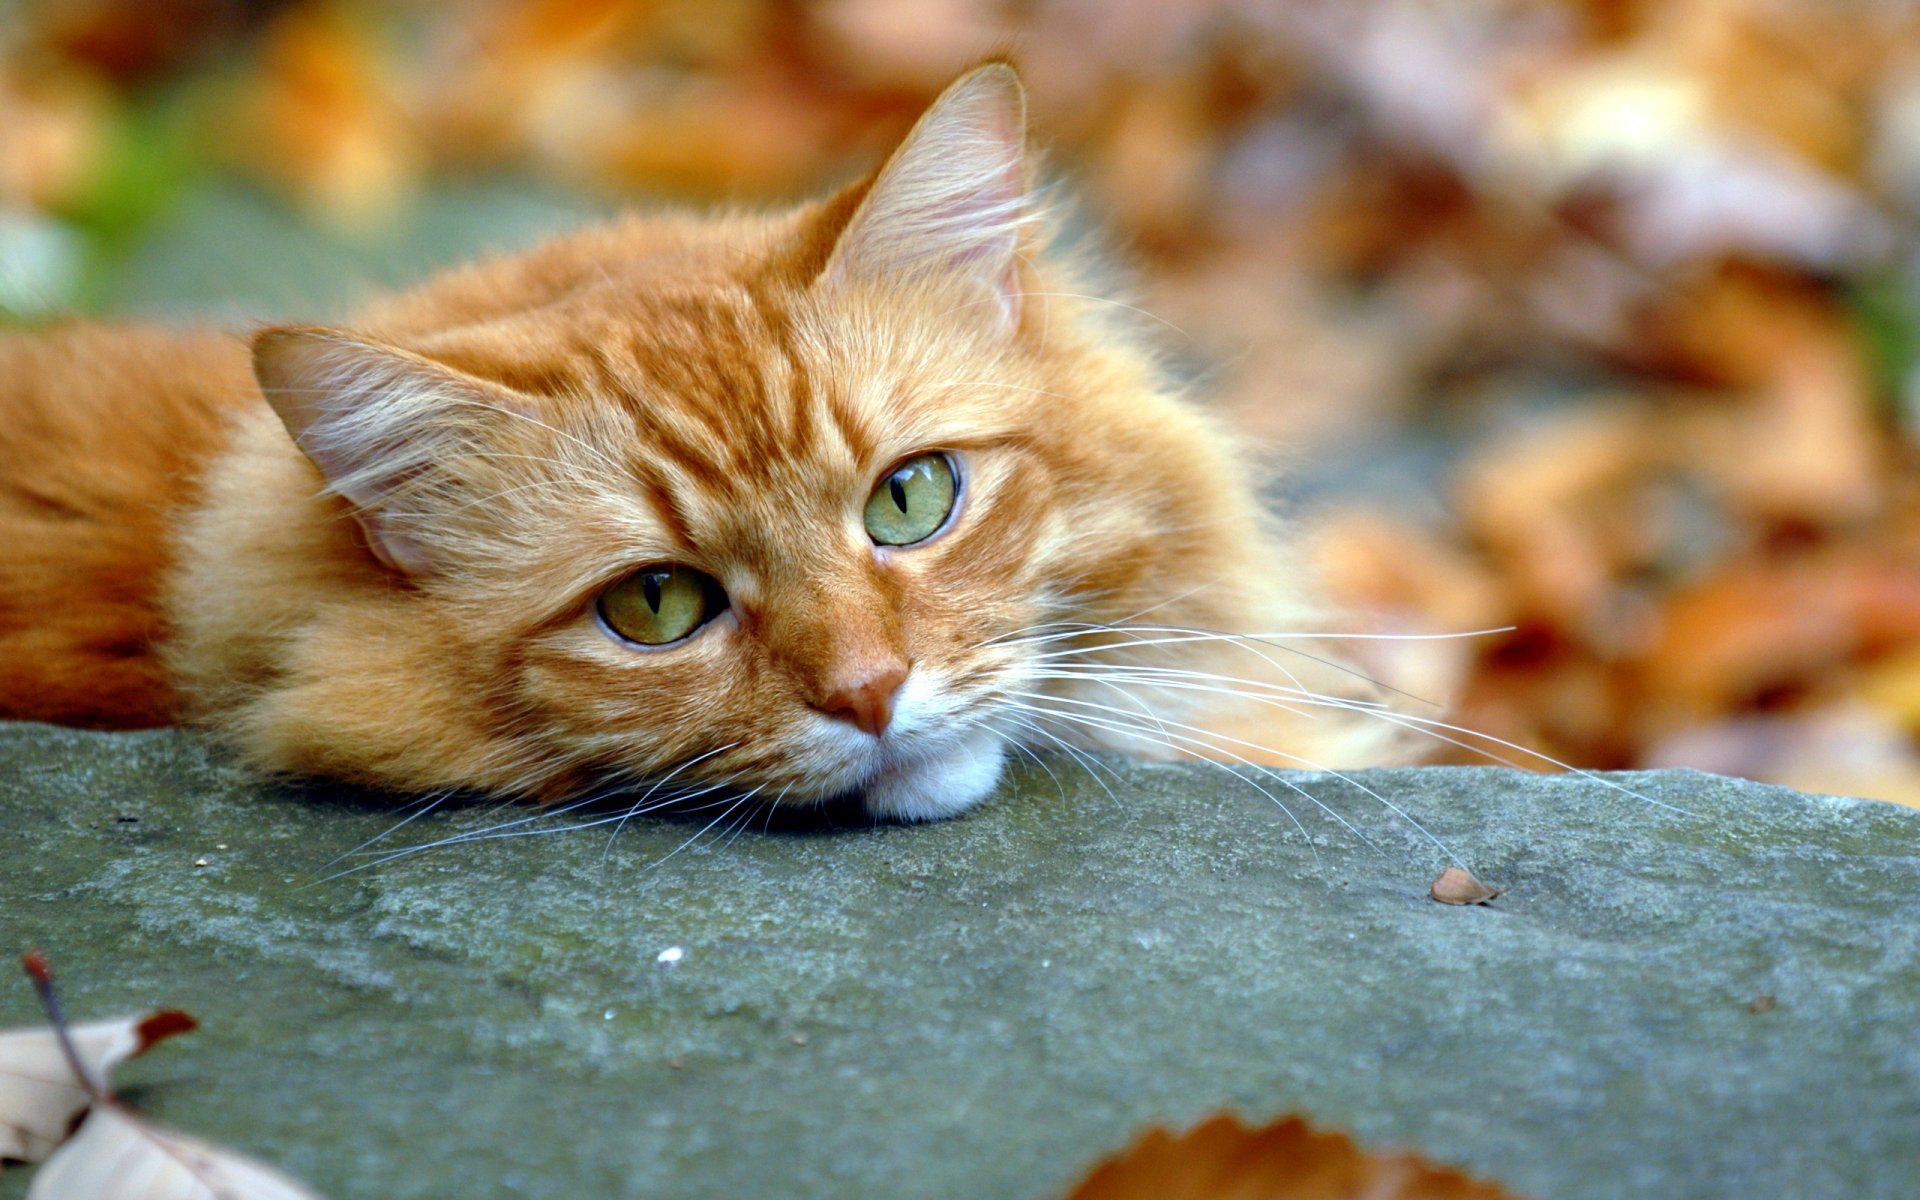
[312,745,750,882]
[1351,708,1698,818]
[984,724,1067,803]
[1008,690,1457,864]
[632,789,765,878]
[1029,623,1503,709]
[1036,667,1365,857]
[319,787,460,872]
[1111,577,1229,626]
[722,795,772,849]
[310,786,631,882]
[997,712,1125,808]
[1060,654,1690,816]
[1035,662,1356,720]
[1013,702,1332,863]
[602,742,743,857]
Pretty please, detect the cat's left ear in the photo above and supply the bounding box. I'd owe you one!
[819,62,1031,327]
[252,326,534,577]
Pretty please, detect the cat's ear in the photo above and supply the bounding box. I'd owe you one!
[253,326,532,577]
[819,62,1031,326]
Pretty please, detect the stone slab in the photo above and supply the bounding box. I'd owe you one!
[1,724,1916,1198]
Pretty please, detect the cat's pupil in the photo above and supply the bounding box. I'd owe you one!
[642,572,664,613]
[890,476,909,513]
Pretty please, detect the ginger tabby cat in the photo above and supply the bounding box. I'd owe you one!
[0,65,1409,821]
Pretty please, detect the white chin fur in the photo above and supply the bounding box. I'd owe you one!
[859,727,1007,822]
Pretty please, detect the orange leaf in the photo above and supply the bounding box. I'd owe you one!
[1065,1113,1524,1200]
[1431,866,1503,905]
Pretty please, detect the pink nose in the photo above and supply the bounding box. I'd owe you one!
[816,666,908,737]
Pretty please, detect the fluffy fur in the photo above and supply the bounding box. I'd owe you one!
[2,65,1408,819]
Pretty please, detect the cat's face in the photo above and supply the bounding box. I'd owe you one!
[463,284,1072,820]
[227,65,1303,816]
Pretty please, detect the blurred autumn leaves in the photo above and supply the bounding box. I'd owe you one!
[4,0,1920,802]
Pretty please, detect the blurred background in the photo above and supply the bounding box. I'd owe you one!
[3,0,1919,804]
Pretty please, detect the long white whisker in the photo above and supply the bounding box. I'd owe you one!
[998,620,1507,708]
[1009,690,1458,864]
[1008,702,1336,863]
[312,745,751,882]
[983,725,1067,803]
[312,786,634,881]
[997,713,1124,808]
[1037,663,1331,721]
[1037,662,1372,720]
[1033,624,1485,704]
[633,789,765,878]
[1046,666,1368,855]
[1354,709,1697,817]
[602,742,742,856]
[319,787,461,872]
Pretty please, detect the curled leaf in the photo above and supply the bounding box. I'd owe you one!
[0,1011,197,1163]
[26,1102,325,1200]
[1430,867,1503,905]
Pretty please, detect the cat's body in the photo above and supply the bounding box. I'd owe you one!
[1,66,1408,820]
[0,324,252,728]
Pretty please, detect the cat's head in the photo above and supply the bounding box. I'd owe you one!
[189,64,1367,818]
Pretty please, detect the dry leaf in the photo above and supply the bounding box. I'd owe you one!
[1064,1112,1523,1200]
[0,1011,196,1163]
[1649,705,1920,809]
[812,0,1009,90]
[1857,643,1920,741]
[232,3,421,225]
[1641,552,1920,730]
[1430,866,1502,905]
[26,1102,324,1200]
[0,64,110,210]
[1452,405,1659,632]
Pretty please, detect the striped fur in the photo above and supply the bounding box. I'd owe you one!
[7,66,1409,817]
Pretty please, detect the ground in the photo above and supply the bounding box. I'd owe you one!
[2,724,1917,1198]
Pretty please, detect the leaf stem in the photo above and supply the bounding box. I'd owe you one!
[21,951,107,1100]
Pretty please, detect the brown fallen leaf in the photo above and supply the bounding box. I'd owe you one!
[0,1010,197,1163]
[27,1102,325,1200]
[1431,867,1503,905]
[1064,1112,1523,1200]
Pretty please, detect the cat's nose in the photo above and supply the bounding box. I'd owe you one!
[815,665,909,737]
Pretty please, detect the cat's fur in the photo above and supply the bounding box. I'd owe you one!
[1,65,1407,819]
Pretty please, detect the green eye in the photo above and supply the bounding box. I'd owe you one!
[865,453,958,546]
[598,565,726,646]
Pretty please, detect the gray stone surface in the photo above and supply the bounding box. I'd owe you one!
[1,723,1916,1199]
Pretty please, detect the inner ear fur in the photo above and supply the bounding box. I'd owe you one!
[252,325,536,577]
[813,62,1033,326]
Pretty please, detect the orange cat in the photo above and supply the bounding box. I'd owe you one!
[0,65,1409,820]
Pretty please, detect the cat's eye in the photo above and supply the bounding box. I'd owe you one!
[598,565,727,646]
[864,453,958,546]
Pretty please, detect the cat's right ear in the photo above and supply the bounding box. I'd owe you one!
[816,62,1031,327]
[253,326,531,577]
